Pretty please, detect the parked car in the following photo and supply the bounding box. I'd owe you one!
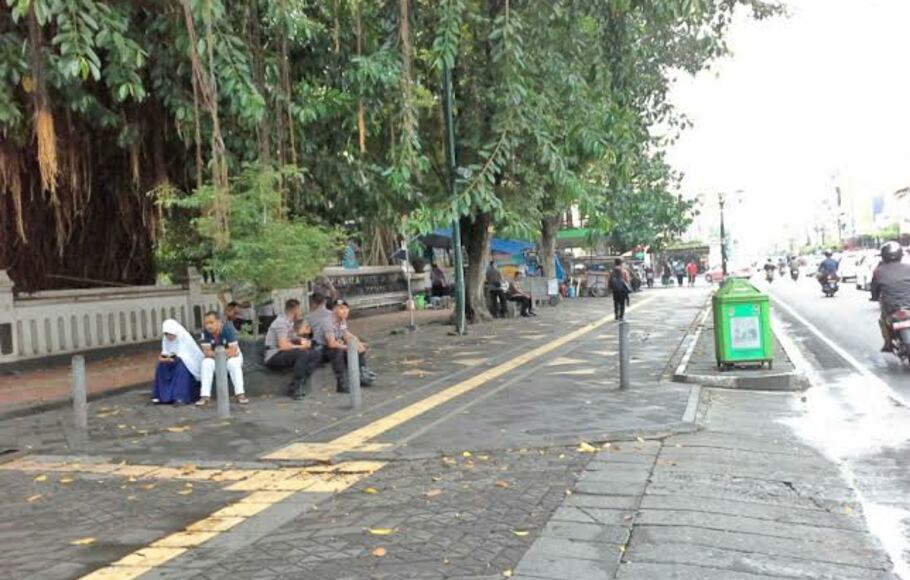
[705,265,724,284]
[856,253,878,291]
[838,252,865,282]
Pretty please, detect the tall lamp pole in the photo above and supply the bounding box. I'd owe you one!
[719,192,728,277]
[443,61,466,335]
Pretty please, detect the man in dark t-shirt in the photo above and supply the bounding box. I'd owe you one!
[197,311,248,405]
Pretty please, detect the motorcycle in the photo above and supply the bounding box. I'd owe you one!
[765,269,775,283]
[790,267,800,281]
[887,308,910,364]
[819,272,839,297]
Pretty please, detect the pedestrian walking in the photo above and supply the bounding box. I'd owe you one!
[610,258,632,320]
[686,261,698,287]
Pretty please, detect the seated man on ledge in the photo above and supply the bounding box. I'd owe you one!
[263,299,322,400]
[197,311,248,406]
[507,271,536,317]
[315,299,376,393]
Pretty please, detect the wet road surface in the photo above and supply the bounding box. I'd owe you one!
[766,273,910,578]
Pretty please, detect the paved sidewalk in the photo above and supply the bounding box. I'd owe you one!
[0,308,451,418]
[0,287,758,580]
[513,387,896,580]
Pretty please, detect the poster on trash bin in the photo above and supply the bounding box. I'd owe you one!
[730,315,761,350]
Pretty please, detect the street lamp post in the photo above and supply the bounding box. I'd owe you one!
[718,193,728,277]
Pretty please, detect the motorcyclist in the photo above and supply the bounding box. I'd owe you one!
[871,242,910,352]
[763,259,776,281]
[817,251,839,280]
[788,255,800,273]
[778,257,787,275]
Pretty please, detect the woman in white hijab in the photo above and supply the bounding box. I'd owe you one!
[152,319,204,404]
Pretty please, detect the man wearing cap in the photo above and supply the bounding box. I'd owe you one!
[317,299,376,393]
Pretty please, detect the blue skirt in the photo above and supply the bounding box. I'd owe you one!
[152,358,199,404]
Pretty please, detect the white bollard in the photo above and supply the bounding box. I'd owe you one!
[72,355,87,430]
[347,338,362,410]
[215,347,230,419]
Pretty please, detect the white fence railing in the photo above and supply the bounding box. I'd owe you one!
[0,266,416,364]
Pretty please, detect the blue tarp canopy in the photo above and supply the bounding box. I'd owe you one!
[423,228,535,255]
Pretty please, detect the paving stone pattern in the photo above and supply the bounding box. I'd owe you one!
[513,387,897,580]
[0,468,241,579]
[153,449,592,580]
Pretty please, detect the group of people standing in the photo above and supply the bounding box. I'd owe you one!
[151,290,375,405]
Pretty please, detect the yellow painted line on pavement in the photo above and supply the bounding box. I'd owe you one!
[77,461,385,580]
[264,297,656,462]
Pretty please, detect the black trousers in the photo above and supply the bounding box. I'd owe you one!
[508,294,533,316]
[266,349,321,381]
[489,288,508,317]
[323,348,369,381]
[613,290,628,319]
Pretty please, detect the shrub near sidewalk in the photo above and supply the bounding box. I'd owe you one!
[160,164,342,334]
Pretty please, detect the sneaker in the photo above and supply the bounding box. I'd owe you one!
[235,395,250,405]
[195,397,211,407]
[151,398,160,404]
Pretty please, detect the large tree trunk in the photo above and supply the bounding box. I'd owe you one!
[540,213,560,280]
[460,212,493,323]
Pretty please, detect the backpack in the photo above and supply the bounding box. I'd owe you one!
[609,267,627,292]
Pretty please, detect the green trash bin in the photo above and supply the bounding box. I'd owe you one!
[712,279,774,370]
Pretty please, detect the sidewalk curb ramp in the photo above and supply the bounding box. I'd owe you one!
[672,295,809,392]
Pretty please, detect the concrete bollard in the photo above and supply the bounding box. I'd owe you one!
[72,355,87,429]
[347,338,362,410]
[214,347,230,419]
[619,321,630,390]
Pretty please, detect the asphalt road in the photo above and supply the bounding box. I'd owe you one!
[767,271,909,394]
[765,271,910,579]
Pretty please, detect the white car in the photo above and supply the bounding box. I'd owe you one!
[838,252,863,282]
[855,253,879,291]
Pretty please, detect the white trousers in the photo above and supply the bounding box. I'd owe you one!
[200,354,245,397]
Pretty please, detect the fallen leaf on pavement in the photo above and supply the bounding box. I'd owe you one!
[179,463,197,474]
[26,494,42,503]
[636,436,646,443]
[577,442,598,454]
[142,483,156,490]
[367,528,397,536]
[166,425,190,433]
[117,424,127,429]
[461,451,472,458]
[512,530,530,537]
[494,480,511,489]
[564,489,573,496]
[371,547,387,557]
[177,489,193,495]
[502,570,513,578]
[60,477,74,484]
[363,487,379,495]
[34,475,47,483]
[424,488,444,498]
[70,537,96,546]
[442,457,456,465]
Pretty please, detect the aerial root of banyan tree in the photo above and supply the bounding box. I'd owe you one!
[34,108,59,196]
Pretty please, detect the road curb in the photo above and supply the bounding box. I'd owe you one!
[672,295,808,392]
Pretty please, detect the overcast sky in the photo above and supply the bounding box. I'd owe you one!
[666,0,910,253]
